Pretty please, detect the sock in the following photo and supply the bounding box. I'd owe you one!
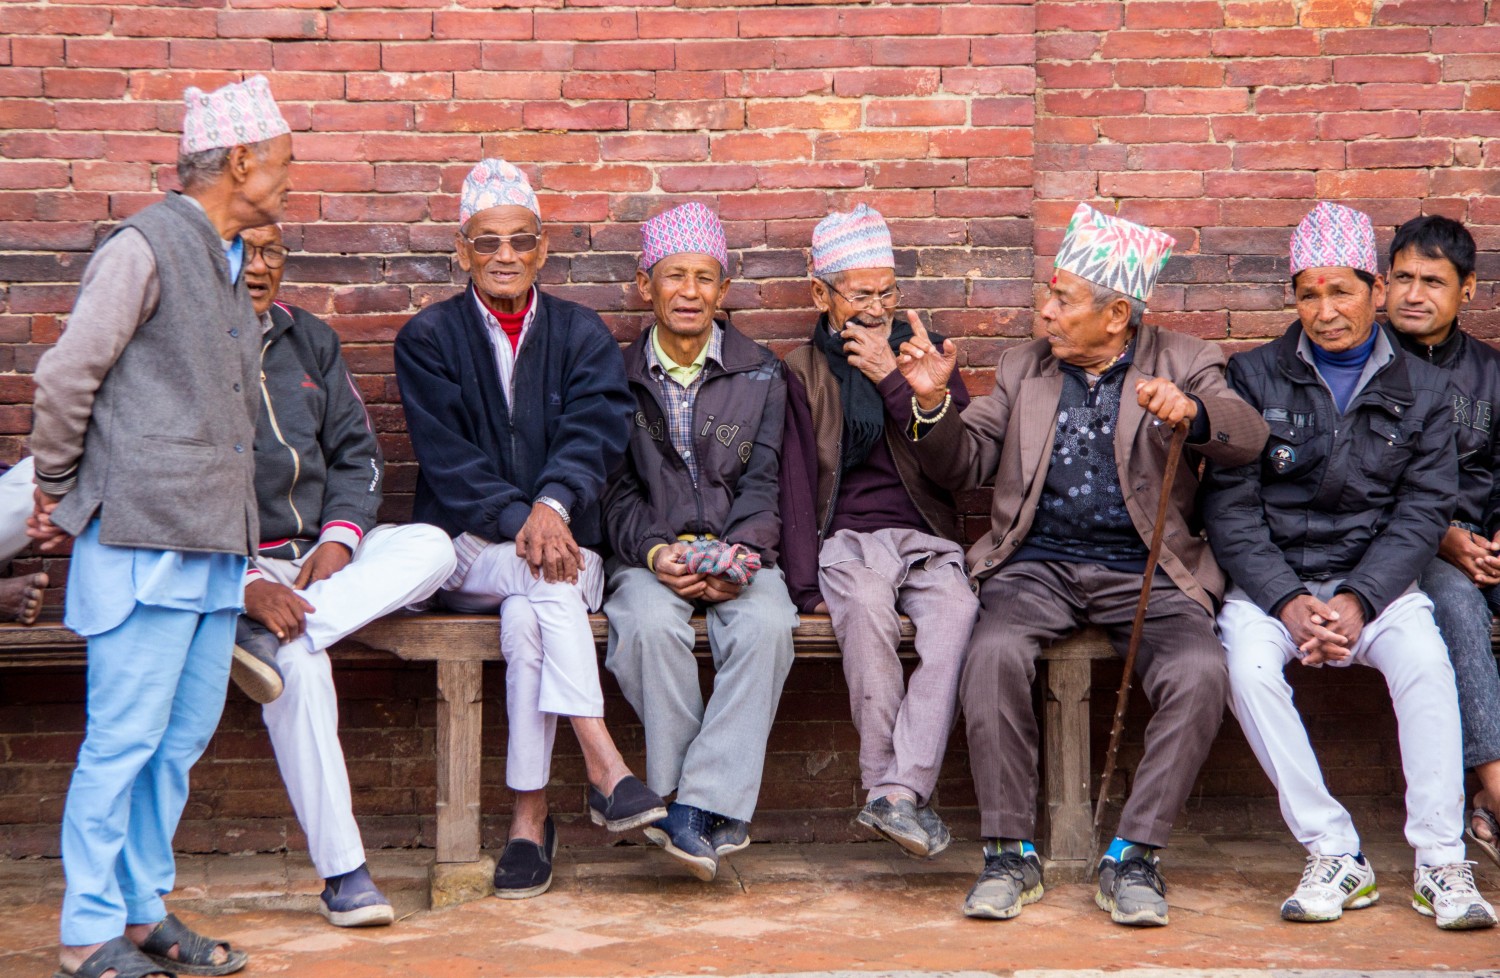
[986,838,1035,856]
[1105,837,1155,861]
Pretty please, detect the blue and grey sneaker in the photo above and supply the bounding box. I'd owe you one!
[963,841,1043,920]
[710,815,750,856]
[644,802,718,881]
[231,615,284,704]
[320,863,395,927]
[1096,844,1169,927]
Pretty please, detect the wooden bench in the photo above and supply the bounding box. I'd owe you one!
[0,616,1114,904]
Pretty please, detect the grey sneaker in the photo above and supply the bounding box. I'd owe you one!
[962,842,1043,920]
[710,815,750,856]
[914,805,952,858]
[1095,844,1169,926]
[855,796,930,857]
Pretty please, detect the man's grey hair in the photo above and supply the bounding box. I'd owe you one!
[175,137,276,191]
[1085,278,1146,331]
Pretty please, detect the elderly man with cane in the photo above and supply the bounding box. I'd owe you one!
[897,203,1266,926]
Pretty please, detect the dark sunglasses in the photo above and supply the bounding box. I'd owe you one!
[464,232,541,255]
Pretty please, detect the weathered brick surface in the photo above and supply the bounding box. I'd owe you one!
[2,0,1498,853]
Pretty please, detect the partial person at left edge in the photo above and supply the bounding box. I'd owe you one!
[28,76,291,978]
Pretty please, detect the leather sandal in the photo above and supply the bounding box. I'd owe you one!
[1468,806,1500,869]
[137,914,247,977]
[51,936,175,978]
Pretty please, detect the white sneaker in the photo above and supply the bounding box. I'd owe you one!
[1412,862,1498,930]
[1280,852,1379,922]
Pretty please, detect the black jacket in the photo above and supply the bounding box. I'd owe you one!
[395,285,633,550]
[254,301,382,558]
[1203,321,1457,619]
[1397,323,1500,536]
[605,319,786,567]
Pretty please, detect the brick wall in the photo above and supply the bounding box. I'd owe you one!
[1,0,1495,853]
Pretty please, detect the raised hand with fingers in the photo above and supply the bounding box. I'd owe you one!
[895,310,957,411]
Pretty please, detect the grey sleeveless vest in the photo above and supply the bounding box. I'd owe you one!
[52,193,262,554]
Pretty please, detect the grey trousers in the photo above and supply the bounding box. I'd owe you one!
[1419,556,1500,770]
[963,559,1227,848]
[819,527,976,805]
[604,564,797,822]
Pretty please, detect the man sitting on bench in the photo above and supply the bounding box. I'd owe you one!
[603,202,798,882]
[396,159,665,901]
[897,203,1266,927]
[779,205,975,858]
[231,221,457,927]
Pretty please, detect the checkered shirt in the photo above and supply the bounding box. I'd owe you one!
[644,323,723,487]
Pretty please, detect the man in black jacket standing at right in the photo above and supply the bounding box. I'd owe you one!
[1204,202,1494,931]
[1385,215,1500,872]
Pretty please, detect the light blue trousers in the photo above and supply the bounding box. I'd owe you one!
[59,604,237,945]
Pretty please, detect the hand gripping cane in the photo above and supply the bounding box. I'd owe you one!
[1091,420,1191,850]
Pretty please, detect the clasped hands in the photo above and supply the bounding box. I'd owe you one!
[1279,592,1366,667]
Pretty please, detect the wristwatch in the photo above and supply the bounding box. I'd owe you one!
[535,496,571,525]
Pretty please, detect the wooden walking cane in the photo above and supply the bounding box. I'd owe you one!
[1091,419,1191,850]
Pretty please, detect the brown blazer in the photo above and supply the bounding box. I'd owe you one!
[912,324,1269,612]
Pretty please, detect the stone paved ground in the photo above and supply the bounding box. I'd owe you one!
[3,830,1499,978]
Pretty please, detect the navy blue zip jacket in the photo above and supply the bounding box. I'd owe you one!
[394,284,633,550]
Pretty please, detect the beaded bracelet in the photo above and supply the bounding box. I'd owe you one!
[909,390,953,440]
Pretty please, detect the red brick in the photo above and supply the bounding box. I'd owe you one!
[1333,54,1441,83]
[629,100,744,131]
[1254,85,1359,113]
[1225,57,1332,86]
[274,42,381,72]
[1210,28,1319,56]
[746,101,861,131]
[1038,33,1103,61]
[1037,61,1115,89]
[1442,55,1500,81]
[968,158,1032,187]
[758,162,867,190]
[1146,88,1250,114]
[814,131,928,161]
[656,72,726,100]
[1376,0,1484,24]
[1099,116,1212,143]
[289,161,376,193]
[373,163,441,192]
[972,97,1035,127]
[834,68,941,98]
[1206,170,1317,198]
[65,38,168,69]
[262,70,343,102]
[217,10,326,40]
[0,99,54,129]
[709,132,810,162]
[0,6,110,36]
[329,11,432,40]
[718,190,828,220]
[1420,111,1500,137]
[56,101,158,131]
[562,72,654,100]
[1099,171,1205,198]
[12,38,65,68]
[658,165,758,192]
[169,39,274,70]
[1321,26,1432,53]
[774,39,871,70]
[1234,141,1347,170]
[1430,169,1500,196]
[346,72,451,102]
[866,99,966,128]
[939,6,1033,34]
[604,133,709,162]
[931,128,1031,159]
[741,7,838,36]
[113,9,219,38]
[1300,0,1376,27]
[936,188,1030,219]
[455,71,562,101]
[372,134,480,163]
[413,102,521,132]
[1317,169,1430,198]
[943,67,1034,96]
[841,7,943,36]
[638,9,736,38]
[732,70,833,98]
[1224,0,1299,25]
[432,12,534,41]
[42,68,125,98]
[1126,1,1225,28]
[322,195,428,223]
[0,131,104,160]
[102,132,178,164]
[1043,89,1147,116]
[1318,110,1421,140]
[490,133,601,163]
[535,10,636,41]
[1431,25,1500,52]
[383,41,478,72]
[971,36,1035,65]
[1114,60,1225,87]
[1099,30,1213,59]
[1356,83,1464,109]
[1129,143,1233,169]
[1036,3,1123,31]
[576,41,678,71]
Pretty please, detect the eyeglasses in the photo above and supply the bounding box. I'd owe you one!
[464,232,541,256]
[826,281,901,310]
[245,242,290,269]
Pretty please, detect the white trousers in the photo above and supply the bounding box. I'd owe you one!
[0,456,35,563]
[258,523,456,878]
[1220,587,1467,867]
[443,542,605,792]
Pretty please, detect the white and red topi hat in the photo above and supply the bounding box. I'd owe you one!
[180,75,289,154]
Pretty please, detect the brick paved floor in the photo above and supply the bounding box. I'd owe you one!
[3,829,1498,978]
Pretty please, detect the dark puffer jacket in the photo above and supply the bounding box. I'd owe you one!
[605,319,786,567]
[1203,320,1457,619]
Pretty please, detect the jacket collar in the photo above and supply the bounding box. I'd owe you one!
[1037,322,1158,378]
[1395,319,1465,368]
[1275,319,1415,412]
[625,316,761,384]
[264,300,296,343]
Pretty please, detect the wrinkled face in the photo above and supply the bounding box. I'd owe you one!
[1036,267,1128,368]
[811,266,899,333]
[1294,266,1384,353]
[637,253,728,341]
[241,224,285,316]
[239,133,293,227]
[457,204,548,311]
[1386,246,1473,346]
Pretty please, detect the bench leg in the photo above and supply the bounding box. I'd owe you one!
[431,659,493,908]
[1042,656,1094,883]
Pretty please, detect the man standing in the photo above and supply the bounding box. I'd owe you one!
[1205,202,1496,930]
[779,205,976,857]
[604,202,797,882]
[233,222,456,925]
[396,160,664,900]
[1384,215,1500,872]
[898,203,1266,926]
[32,76,291,978]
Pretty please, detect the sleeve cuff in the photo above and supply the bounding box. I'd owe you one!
[318,522,363,552]
[877,372,916,425]
[35,464,77,497]
[497,500,534,541]
[536,482,578,514]
[1186,396,1210,444]
[1268,587,1311,619]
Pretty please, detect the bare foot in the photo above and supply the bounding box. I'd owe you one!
[0,572,46,625]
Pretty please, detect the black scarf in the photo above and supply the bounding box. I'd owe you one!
[813,312,917,471]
